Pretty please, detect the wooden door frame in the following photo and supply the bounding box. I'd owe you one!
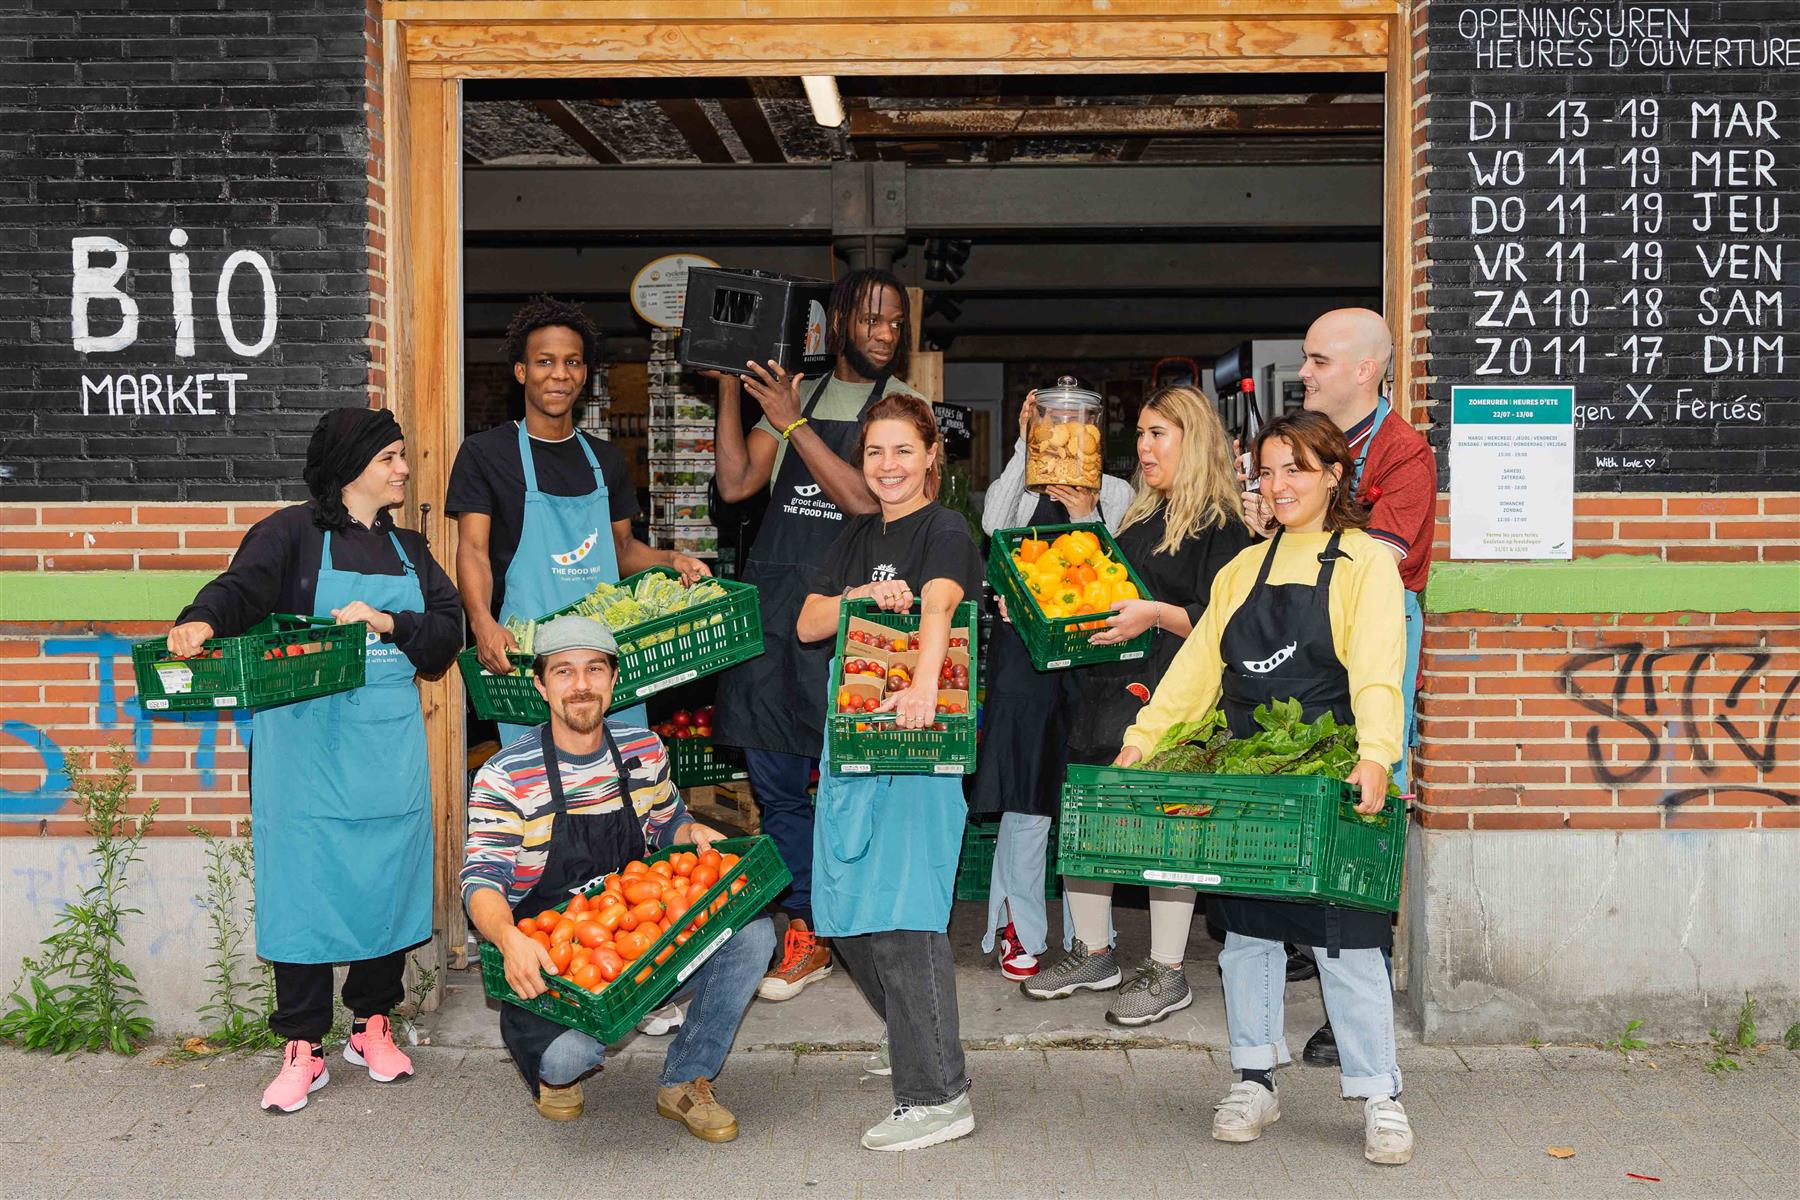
[379,0,1419,965]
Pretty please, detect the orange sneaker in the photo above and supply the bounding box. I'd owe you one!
[756,918,832,1000]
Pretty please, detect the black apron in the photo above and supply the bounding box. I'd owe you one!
[500,724,647,1091]
[714,373,887,760]
[1061,513,1188,764]
[1207,529,1390,955]
[969,491,1069,818]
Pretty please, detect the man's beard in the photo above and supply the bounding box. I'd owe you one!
[556,693,607,734]
[841,341,893,384]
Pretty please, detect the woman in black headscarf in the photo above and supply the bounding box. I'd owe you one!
[167,406,461,1115]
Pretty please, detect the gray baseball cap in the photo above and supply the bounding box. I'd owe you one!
[533,614,618,661]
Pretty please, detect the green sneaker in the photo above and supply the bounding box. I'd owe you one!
[863,1040,891,1076]
[861,1091,976,1152]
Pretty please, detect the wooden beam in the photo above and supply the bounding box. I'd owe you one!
[1383,8,1415,423]
[656,96,734,163]
[532,97,620,163]
[719,95,787,163]
[849,102,1383,140]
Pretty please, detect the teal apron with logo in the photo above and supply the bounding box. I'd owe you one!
[250,530,433,964]
[498,421,644,745]
[811,664,966,937]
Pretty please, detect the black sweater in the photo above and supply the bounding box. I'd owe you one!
[177,502,463,675]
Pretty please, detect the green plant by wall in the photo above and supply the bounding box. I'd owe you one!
[191,826,281,1052]
[0,747,158,1054]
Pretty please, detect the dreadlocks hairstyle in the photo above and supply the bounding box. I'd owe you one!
[825,268,911,382]
[501,295,601,366]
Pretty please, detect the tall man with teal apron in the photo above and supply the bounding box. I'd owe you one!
[709,268,923,1002]
[449,297,710,746]
[168,407,463,1114]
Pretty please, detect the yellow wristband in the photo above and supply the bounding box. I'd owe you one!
[780,417,808,440]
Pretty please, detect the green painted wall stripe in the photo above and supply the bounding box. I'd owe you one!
[0,572,215,622]
[1427,557,1800,614]
[1,561,1794,621]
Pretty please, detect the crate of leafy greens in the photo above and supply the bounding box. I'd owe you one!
[458,568,762,725]
[985,523,1154,671]
[132,614,366,713]
[480,835,789,1045]
[1058,701,1406,913]
[828,599,979,775]
[953,817,1060,902]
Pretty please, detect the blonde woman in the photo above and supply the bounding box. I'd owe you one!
[1020,386,1252,1027]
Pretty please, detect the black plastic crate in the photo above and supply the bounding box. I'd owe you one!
[678,267,833,376]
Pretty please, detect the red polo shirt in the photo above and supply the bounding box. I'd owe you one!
[1347,405,1437,594]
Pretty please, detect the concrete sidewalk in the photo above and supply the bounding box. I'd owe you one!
[4,902,1795,1199]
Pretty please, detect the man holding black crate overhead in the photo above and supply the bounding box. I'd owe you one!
[164,407,462,1115]
[463,614,776,1134]
[447,297,710,748]
[708,268,926,1002]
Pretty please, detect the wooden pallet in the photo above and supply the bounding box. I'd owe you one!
[684,780,760,836]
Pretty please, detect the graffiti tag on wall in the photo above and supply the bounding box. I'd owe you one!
[0,635,250,817]
[1558,640,1799,806]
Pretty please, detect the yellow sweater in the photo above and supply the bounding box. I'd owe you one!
[1120,528,1406,768]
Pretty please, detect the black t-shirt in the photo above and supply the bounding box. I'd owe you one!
[810,503,985,603]
[445,423,639,616]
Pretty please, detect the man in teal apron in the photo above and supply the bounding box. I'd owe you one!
[449,297,710,747]
[710,269,922,1001]
[168,407,464,1114]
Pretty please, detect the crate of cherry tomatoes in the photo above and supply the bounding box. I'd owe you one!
[479,835,789,1044]
[131,613,367,713]
[827,599,979,776]
[655,705,750,788]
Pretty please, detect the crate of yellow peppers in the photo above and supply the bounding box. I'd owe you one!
[984,523,1155,671]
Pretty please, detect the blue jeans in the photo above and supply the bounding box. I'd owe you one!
[1396,588,1423,793]
[981,812,1051,955]
[1220,932,1401,1099]
[537,916,776,1088]
[743,748,817,926]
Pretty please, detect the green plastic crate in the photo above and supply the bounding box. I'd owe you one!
[460,567,763,724]
[985,522,1154,671]
[479,835,789,1045]
[132,614,366,713]
[1058,765,1405,913]
[954,818,1060,902]
[827,599,979,776]
[669,736,749,789]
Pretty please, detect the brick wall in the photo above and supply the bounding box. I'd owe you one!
[0,502,278,572]
[0,0,373,502]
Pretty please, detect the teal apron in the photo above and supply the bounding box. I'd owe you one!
[497,421,644,745]
[811,663,967,937]
[251,529,433,964]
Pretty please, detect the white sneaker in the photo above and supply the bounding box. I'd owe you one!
[863,1040,891,1076]
[1363,1096,1414,1165]
[861,1092,976,1152]
[636,1002,684,1036]
[1211,1080,1280,1143]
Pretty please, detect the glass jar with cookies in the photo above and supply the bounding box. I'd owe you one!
[1024,376,1103,492]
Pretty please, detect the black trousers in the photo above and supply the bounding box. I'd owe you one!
[270,950,408,1043]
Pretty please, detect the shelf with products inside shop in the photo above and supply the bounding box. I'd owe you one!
[649,424,717,460]
[650,488,714,527]
[650,522,719,558]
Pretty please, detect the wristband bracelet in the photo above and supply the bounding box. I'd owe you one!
[780,417,809,440]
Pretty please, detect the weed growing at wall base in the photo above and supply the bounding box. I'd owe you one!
[0,747,157,1054]
[191,825,280,1052]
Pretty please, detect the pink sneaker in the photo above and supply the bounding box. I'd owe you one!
[261,1040,329,1113]
[343,1014,414,1083]
[998,922,1040,981]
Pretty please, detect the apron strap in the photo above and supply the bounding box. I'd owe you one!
[1247,526,1284,601]
[1314,529,1347,589]
[571,425,605,489]
[516,420,544,495]
[385,529,418,576]
[321,529,336,574]
[799,373,833,420]
[1352,396,1390,489]
[538,722,638,826]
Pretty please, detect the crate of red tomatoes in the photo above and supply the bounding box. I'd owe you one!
[827,599,979,775]
[654,705,749,788]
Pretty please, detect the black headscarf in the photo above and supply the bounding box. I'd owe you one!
[303,407,405,531]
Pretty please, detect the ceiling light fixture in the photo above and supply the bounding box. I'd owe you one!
[802,76,845,128]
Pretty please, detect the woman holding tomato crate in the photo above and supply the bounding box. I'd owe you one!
[165,407,462,1114]
[795,392,986,1152]
[1018,385,1252,1027]
[1115,410,1414,1166]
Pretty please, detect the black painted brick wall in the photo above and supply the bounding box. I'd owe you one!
[0,0,371,502]
[1427,0,1798,492]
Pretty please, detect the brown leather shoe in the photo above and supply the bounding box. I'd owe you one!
[656,1077,738,1143]
[534,1080,584,1121]
[756,918,832,1000]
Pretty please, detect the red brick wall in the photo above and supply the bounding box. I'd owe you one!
[0,504,280,573]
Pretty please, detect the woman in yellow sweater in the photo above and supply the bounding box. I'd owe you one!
[1115,410,1415,1167]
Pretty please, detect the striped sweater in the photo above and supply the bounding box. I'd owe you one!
[460,722,687,911]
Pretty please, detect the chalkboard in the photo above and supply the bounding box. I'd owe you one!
[1427,2,1800,491]
[934,401,973,460]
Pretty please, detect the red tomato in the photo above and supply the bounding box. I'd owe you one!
[515,919,538,937]
[690,864,719,890]
[530,930,552,951]
[671,711,692,728]
[629,899,663,926]
[571,963,603,991]
[548,941,574,973]
[535,911,562,933]
[650,860,673,879]
[615,930,650,962]
[574,921,607,949]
